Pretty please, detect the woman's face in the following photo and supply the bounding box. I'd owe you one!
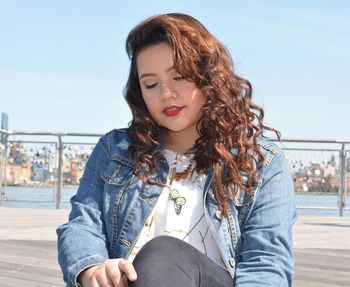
[136,42,206,137]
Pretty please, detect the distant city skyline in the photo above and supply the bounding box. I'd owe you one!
[4,138,348,198]
[1,1,349,140]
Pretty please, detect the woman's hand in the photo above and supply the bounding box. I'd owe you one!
[79,259,137,287]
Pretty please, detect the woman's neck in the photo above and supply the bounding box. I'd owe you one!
[163,129,199,153]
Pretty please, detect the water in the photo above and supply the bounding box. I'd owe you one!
[0,186,75,209]
[1,186,349,216]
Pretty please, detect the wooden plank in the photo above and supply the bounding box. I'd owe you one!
[0,239,64,286]
[295,249,350,271]
[0,276,64,287]
[1,208,350,286]
[294,279,344,287]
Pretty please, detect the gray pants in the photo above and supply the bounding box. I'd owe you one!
[130,236,233,287]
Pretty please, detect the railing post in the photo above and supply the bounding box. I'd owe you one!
[0,142,4,202]
[0,133,9,203]
[56,135,63,209]
[339,143,346,217]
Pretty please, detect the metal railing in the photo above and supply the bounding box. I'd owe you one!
[280,140,349,216]
[0,129,349,216]
[0,129,101,209]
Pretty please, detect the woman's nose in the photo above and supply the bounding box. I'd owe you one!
[160,83,176,100]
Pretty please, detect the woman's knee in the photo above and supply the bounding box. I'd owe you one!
[130,236,199,287]
[134,236,181,262]
[133,236,198,267]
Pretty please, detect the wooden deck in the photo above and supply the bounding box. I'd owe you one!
[0,208,349,287]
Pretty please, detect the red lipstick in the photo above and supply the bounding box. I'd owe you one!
[162,105,184,117]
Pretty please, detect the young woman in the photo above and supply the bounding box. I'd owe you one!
[57,13,296,287]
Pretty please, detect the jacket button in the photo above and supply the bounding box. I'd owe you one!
[121,238,131,246]
[229,258,235,267]
[215,210,223,220]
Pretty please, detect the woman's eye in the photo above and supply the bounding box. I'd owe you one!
[173,75,185,81]
[145,83,158,89]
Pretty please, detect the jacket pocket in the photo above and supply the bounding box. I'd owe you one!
[101,160,134,186]
[101,160,135,219]
[232,171,260,207]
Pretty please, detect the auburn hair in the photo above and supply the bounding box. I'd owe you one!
[124,13,280,215]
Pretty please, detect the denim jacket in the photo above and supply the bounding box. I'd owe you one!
[57,129,296,287]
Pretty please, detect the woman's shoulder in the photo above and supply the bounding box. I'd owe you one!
[101,128,130,146]
[256,137,280,153]
[98,128,135,165]
[255,137,284,168]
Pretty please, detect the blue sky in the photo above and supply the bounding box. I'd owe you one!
[0,0,349,140]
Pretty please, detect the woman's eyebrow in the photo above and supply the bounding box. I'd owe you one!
[139,66,175,80]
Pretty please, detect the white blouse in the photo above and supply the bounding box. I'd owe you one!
[127,149,225,268]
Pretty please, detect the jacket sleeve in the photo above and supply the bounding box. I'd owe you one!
[235,150,297,287]
[56,134,111,287]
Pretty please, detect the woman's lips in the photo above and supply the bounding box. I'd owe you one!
[162,105,184,117]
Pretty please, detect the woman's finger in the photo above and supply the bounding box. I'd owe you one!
[118,259,137,282]
[95,269,114,287]
[105,261,124,286]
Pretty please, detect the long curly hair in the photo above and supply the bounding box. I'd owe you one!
[124,13,280,215]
